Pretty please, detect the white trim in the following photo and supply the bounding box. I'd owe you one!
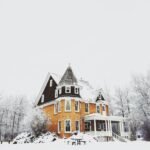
[55,90,58,98]
[84,113,127,121]
[75,100,79,112]
[96,104,100,113]
[64,119,71,133]
[41,94,44,103]
[54,102,57,114]
[58,88,62,95]
[58,101,61,112]
[34,73,51,106]
[50,79,53,87]
[65,99,71,112]
[65,86,71,93]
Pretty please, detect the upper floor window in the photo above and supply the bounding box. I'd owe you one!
[85,103,89,113]
[54,103,58,114]
[41,94,44,103]
[75,101,79,112]
[55,90,58,98]
[75,121,80,131]
[59,88,62,95]
[102,104,106,111]
[58,101,61,112]
[96,105,100,113]
[65,100,71,111]
[65,120,71,133]
[74,87,79,94]
[58,121,61,133]
[50,79,53,87]
[65,86,71,93]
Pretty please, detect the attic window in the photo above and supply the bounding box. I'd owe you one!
[41,94,44,103]
[96,105,100,113]
[102,104,106,111]
[74,87,79,94]
[65,87,71,93]
[50,79,53,87]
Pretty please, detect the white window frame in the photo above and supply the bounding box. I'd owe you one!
[75,120,80,131]
[59,88,62,95]
[65,99,71,112]
[96,104,100,113]
[50,79,53,87]
[58,101,61,112]
[54,103,57,114]
[74,87,79,94]
[65,119,71,133]
[58,121,61,133]
[85,103,89,113]
[55,90,58,98]
[41,94,44,103]
[75,100,79,112]
[102,104,106,111]
[65,86,71,93]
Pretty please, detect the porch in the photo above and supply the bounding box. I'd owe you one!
[84,113,129,138]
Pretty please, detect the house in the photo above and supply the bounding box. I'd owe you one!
[35,66,129,141]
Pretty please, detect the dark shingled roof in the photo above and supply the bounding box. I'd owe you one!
[59,66,78,85]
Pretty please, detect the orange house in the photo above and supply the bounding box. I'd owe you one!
[35,66,129,141]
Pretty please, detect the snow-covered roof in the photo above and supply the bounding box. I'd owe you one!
[84,113,126,121]
[59,66,78,86]
[78,79,101,102]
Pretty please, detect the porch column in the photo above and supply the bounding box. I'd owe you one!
[94,119,96,136]
[90,121,92,131]
[105,120,108,131]
[110,120,112,132]
[119,121,122,136]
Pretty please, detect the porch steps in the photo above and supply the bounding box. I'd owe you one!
[112,132,130,142]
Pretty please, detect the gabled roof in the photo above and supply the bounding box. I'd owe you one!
[34,73,59,106]
[59,66,78,86]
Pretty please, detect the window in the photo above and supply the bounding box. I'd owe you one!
[102,104,106,111]
[65,100,71,111]
[65,86,71,93]
[41,94,44,103]
[75,121,80,131]
[85,122,90,131]
[85,103,89,113]
[54,103,58,114]
[55,90,58,98]
[59,88,62,95]
[65,120,71,132]
[74,87,79,94]
[50,79,53,87]
[58,121,61,133]
[75,101,79,112]
[58,101,61,112]
[96,105,100,113]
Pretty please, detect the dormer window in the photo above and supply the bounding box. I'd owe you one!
[96,105,100,113]
[50,79,53,87]
[59,88,62,95]
[74,87,79,94]
[65,86,71,93]
[102,104,106,111]
[41,94,44,103]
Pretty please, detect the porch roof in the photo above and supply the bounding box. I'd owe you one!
[84,113,126,122]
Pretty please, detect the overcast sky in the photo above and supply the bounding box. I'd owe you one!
[0,0,150,99]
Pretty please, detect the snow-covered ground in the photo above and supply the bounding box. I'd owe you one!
[0,141,150,150]
[1,132,149,150]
